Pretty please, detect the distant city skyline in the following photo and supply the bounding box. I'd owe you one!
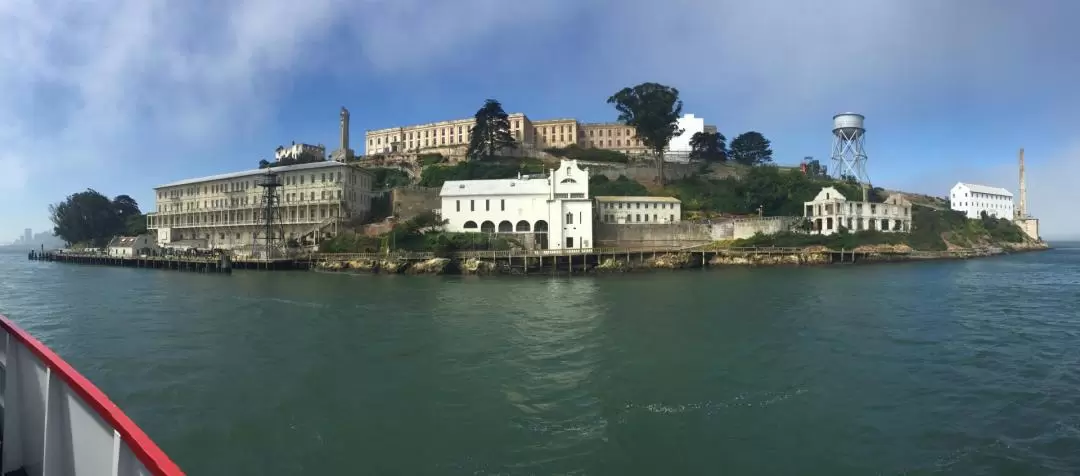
[2,1,1079,238]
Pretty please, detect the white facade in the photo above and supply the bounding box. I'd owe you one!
[595,196,681,224]
[667,114,706,154]
[107,235,156,257]
[275,143,326,161]
[950,182,1014,220]
[804,186,912,235]
[439,159,594,250]
[146,161,373,252]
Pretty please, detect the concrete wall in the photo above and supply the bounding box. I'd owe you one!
[391,186,440,220]
[593,216,799,247]
[732,216,800,239]
[585,161,698,182]
[593,222,732,248]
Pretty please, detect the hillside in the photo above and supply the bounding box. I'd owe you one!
[350,155,1038,253]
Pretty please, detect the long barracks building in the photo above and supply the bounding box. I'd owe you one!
[365,113,716,158]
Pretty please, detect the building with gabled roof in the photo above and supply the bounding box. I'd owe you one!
[438,159,594,250]
[804,186,912,235]
[107,235,157,257]
[949,182,1014,220]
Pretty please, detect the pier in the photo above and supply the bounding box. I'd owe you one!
[29,251,235,274]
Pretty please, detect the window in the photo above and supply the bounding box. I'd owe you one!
[635,214,640,222]
[566,237,574,248]
[470,200,475,212]
[500,199,505,211]
[566,212,573,224]
[485,199,490,211]
[456,200,461,212]
[670,214,675,222]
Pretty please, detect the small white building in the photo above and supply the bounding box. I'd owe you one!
[107,235,156,257]
[804,186,912,235]
[949,182,1014,220]
[595,196,681,224]
[439,159,594,250]
[667,114,706,154]
[275,143,326,161]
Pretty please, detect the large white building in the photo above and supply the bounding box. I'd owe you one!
[147,161,374,253]
[667,113,705,155]
[804,186,912,235]
[595,196,682,224]
[439,159,594,250]
[949,182,1014,220]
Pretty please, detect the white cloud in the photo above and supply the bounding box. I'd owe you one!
[1,0,1077,236]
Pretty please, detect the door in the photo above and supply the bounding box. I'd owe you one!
[565,237,574,248]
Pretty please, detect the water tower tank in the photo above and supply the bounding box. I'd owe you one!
[832,113,865,139]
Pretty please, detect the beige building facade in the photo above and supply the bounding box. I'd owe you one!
[804,186,912,235]
[365,113,684,157]
[595,196,682,224]
[146,161,373,253]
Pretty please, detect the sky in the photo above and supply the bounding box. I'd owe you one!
[2,0,1079,241]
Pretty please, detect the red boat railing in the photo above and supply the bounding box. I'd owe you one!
[0,314,184,475]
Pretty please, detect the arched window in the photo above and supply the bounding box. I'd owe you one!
[566,212,573,225]
[515,220,531,232]
[480,221,495,233]
[463,221,478,229]
[560,178,577,184]
[498,221,513,233]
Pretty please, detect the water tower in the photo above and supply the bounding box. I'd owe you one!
[831,113,870,185]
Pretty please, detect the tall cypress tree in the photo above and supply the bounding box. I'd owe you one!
[467,99,518,160]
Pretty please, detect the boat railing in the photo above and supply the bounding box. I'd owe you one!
[0,314,184,476]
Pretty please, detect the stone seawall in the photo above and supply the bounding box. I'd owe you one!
[312,242,1050,276]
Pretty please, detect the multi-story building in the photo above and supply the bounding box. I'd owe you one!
[804,186,912,235]
[146,161,374,253]
[274,142,326,161]
[595,196,682,224]
[949,182,1014,220]
[366,113,712,158]
[438,159,594,250]
[365,113,531,157]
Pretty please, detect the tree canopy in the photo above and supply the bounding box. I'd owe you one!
[729,131,774,166]
[689,131,727,162]
[607,82,683,184]
[49,190,147,246]
[467,99,518,160]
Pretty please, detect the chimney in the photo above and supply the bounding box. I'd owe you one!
[1018,148,1027,219]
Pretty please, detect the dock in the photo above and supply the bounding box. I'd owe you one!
[29,250,235,274]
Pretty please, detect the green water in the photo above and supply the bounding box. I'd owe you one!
[1,247,1079,475]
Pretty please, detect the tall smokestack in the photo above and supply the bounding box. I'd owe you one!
[1017,147,1027,219]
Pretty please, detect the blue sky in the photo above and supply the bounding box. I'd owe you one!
[3,0,1079,241]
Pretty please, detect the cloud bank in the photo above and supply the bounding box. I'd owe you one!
[1,0,1077,237]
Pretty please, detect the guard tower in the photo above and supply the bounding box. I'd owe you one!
[831,113,870,197]
[255,169,284,259]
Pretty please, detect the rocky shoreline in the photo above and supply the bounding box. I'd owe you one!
[313,241,1050,276]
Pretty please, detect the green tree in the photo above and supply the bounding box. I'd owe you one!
[607,82,683,184]
[49,189,122,246]
[689,131,727,162]
[467,99,518,160]
[729,131,773,166]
